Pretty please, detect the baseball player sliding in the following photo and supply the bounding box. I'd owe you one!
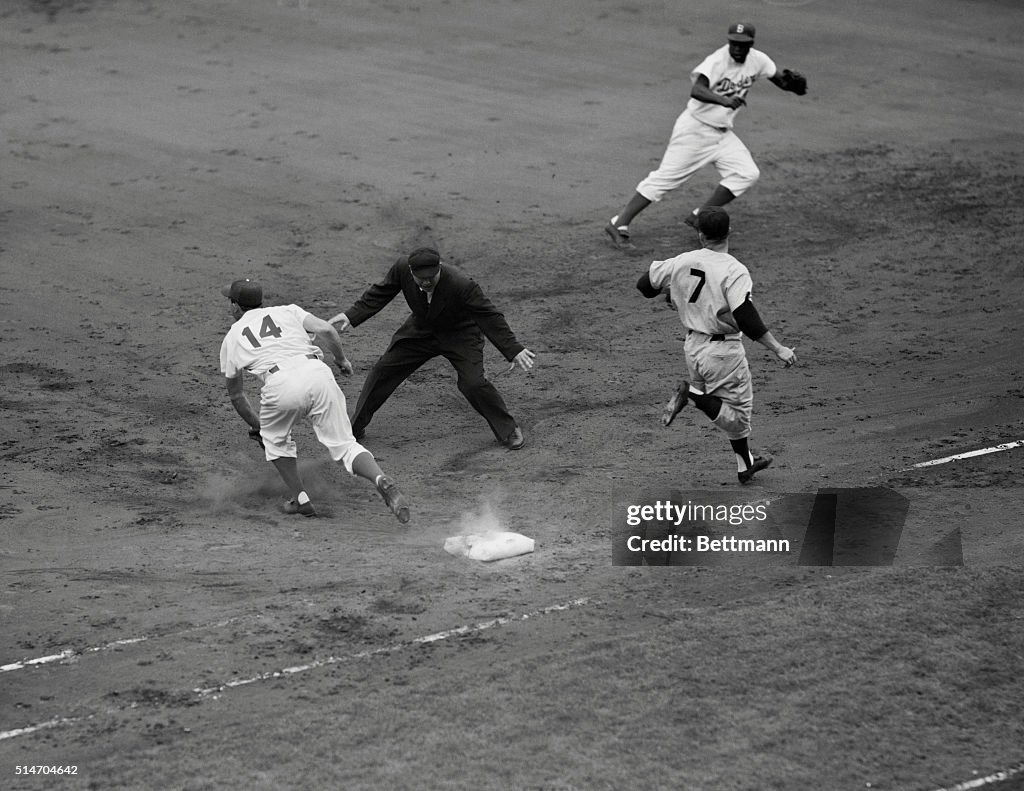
[219,278,410,523]
[606,21,807,247]
[637,207,797,484]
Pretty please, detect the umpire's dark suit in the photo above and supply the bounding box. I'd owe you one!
[344,255,525,444]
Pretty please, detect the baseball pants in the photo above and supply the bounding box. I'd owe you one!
[258,357,367,473]
[352,331,517,442]
[636,112,759,203]
[684,332,753,441]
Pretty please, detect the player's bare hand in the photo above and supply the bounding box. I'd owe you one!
[336,356,354,376]
[328,312,351,331]
[513,348,536,372]
[724,96,746,110]
[776,346,797,367]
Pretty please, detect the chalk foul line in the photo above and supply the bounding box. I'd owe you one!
[908,439,1024,470]
[0,598,592,742]
[1,615,261,674]
[930,761,1024,791]
[194,597,592,697]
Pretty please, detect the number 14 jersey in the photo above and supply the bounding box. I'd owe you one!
[220,304,321,382]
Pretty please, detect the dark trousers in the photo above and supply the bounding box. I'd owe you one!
[352,331,517,442]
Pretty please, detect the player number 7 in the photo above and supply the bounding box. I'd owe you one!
[688,268,706,303]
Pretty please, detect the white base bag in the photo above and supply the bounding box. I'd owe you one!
[444,531,535,562]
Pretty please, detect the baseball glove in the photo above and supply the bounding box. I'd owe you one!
[248,427,265,450]
[779,68,808,96]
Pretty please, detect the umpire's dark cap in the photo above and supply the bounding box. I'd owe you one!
[222,278,263,308]
[727,22,755,43]
[408,247,441,276]
[697,207,730,240]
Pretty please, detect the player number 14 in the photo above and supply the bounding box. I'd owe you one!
[241,316,283,348]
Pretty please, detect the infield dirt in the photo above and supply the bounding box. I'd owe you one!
[2,1,1023,789]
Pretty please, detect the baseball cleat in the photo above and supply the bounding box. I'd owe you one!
[662,382,690,426]
[738,454,773,484]
[283,498,317,517]
[376,476,410,524]
[604,221,632,249]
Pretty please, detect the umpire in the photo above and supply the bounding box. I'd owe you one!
[329,247,536,450]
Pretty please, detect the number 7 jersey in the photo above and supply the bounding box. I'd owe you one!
[220,304,322,381]
[648,249,754,336]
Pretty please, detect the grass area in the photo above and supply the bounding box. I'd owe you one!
[79,568,1022,791]
[335,569,1023,791]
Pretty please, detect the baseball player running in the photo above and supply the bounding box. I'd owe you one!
[606,21,808,248]
[219,278,410,523]
[637,207,797,484]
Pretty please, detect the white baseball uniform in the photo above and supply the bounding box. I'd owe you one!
[220,304,366,471]
[636,45,777,203]
[649,248,755,440]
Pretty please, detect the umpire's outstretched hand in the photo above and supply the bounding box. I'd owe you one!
[513,348,536,371]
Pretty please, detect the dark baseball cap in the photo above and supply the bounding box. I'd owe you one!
[697,206,730,240]
[221,278,263,308]
[727,22,755,43]
[408,247,441,276]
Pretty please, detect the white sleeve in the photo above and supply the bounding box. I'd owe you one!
[690,51,720,84]
[723,265,754,313]
[219,333,241,379]
[648,258,674,289]
[282,303,311,324]
[756,50,777,80]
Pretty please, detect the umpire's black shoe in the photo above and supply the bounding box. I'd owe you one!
[505,426,526,450]
[738,454,773,485]
[376,476,410,524]
[662,382,690,427]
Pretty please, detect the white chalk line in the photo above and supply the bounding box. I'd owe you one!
[0,716,90,741]
[194,597,591,697]
[931,761,1024,791]
[6,597,1017,791]
[906,439,1023,470]
[0,598,592,742]
[0,614,262,674]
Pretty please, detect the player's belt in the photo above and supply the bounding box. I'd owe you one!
[267,353,319,375]
[690,331,740,342]
[697,119,729,133]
